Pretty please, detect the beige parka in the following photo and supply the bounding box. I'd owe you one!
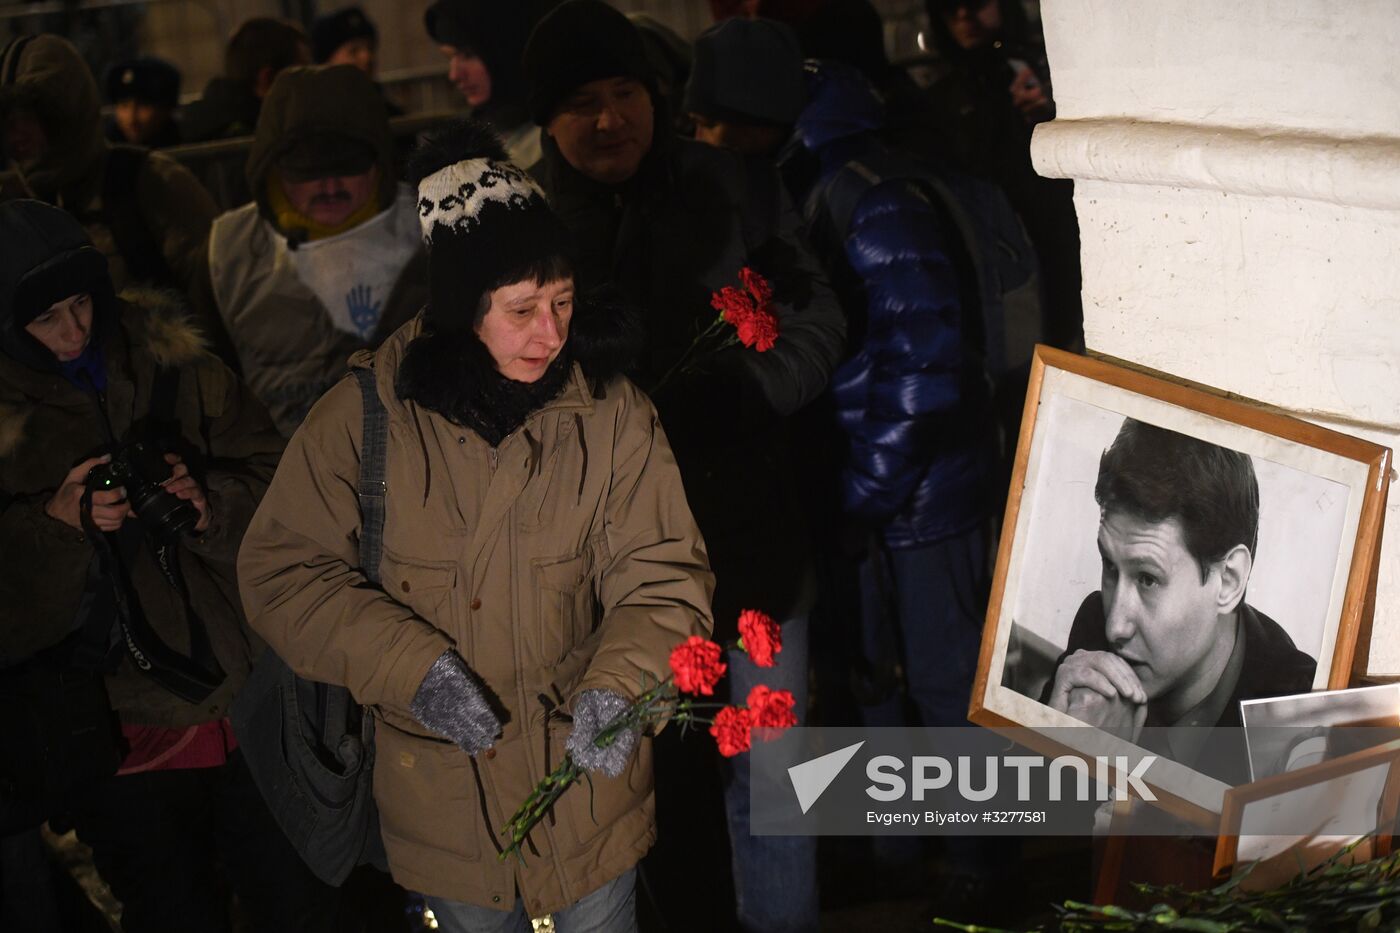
[237,315,714,915]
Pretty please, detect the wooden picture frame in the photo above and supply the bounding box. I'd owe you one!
[1240,684,1400,782]
[970,346,1391,824]
[1212,738,1400,884]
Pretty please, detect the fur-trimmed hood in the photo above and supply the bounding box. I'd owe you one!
[0,287,208,458]
[118,287,208,369]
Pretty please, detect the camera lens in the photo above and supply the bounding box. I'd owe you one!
[130,484,200,537]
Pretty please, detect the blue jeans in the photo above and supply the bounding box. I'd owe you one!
[857,526,1000,876]
[425,868,636,933]
[857,527,986,731]
[723,613,819,933]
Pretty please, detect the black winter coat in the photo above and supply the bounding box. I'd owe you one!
[532,131,845,635]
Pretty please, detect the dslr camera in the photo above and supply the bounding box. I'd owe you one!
[86,442,200,538]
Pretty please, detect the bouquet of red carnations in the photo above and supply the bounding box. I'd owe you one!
[649,267,781,396]
[498,608,797,861]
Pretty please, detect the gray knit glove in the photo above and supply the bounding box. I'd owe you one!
[409,651,501,755]
[566,689,638,778]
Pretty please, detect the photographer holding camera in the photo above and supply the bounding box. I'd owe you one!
[0,199,335,931]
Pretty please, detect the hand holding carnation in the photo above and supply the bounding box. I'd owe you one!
[566,689,638,778]
[711,266,780,352]
[502,623,799,859]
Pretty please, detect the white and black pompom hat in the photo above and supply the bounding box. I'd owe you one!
[408,120,573,333]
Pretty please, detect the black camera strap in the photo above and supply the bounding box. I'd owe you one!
[75,366,225,704]
[63,557,124,672]
[79,492,225,703]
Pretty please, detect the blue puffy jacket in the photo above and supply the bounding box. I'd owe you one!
[784,61,992,549]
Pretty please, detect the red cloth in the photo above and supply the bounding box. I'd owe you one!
[117,718,239,775]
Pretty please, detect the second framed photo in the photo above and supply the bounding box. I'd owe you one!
[970,346,1391,822]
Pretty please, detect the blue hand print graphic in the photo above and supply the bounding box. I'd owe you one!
[346,284,382,338]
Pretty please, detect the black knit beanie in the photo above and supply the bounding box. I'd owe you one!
[406,120,573,332]
[684,17,804,127]
[0,200,115,372]
[523,0,653,125]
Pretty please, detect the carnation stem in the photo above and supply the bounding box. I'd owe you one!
[649,315,729,397]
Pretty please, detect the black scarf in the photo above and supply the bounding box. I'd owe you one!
[395,327,571,447]
[394,298,642,446]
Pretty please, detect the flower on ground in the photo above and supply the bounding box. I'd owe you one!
[746,685,799,731]
[668,636,726,696]
[710,705,753,757]
[736,609,782,668]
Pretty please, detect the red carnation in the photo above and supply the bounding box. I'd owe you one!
[746,685,798,733]
[712,286,751,326]
[739,266,773,307]
[737,609,782,668]
[710,705,753,757]
[735,307,779,352]
[669,636,727,696]
[710,268,780,353]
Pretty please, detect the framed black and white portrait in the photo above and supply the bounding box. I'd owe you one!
[970,347,1391,822]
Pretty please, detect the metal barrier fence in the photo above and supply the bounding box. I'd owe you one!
[160,109,463,211]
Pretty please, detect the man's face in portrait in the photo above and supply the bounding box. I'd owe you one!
[1097,509,1230,704]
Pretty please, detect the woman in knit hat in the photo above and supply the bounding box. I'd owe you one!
[238,121,713,931]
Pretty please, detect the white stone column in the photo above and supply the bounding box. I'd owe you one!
[1033,0,1400,673]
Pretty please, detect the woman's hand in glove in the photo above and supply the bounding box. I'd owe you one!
[410,651,501,755]
[565,689,637,778]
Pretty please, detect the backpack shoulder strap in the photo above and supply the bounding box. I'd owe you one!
[102,145,175,287]
[805,161,864,268]
[352,368,387,586]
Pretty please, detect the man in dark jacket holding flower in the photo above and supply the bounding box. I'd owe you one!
[523,3,844,930]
